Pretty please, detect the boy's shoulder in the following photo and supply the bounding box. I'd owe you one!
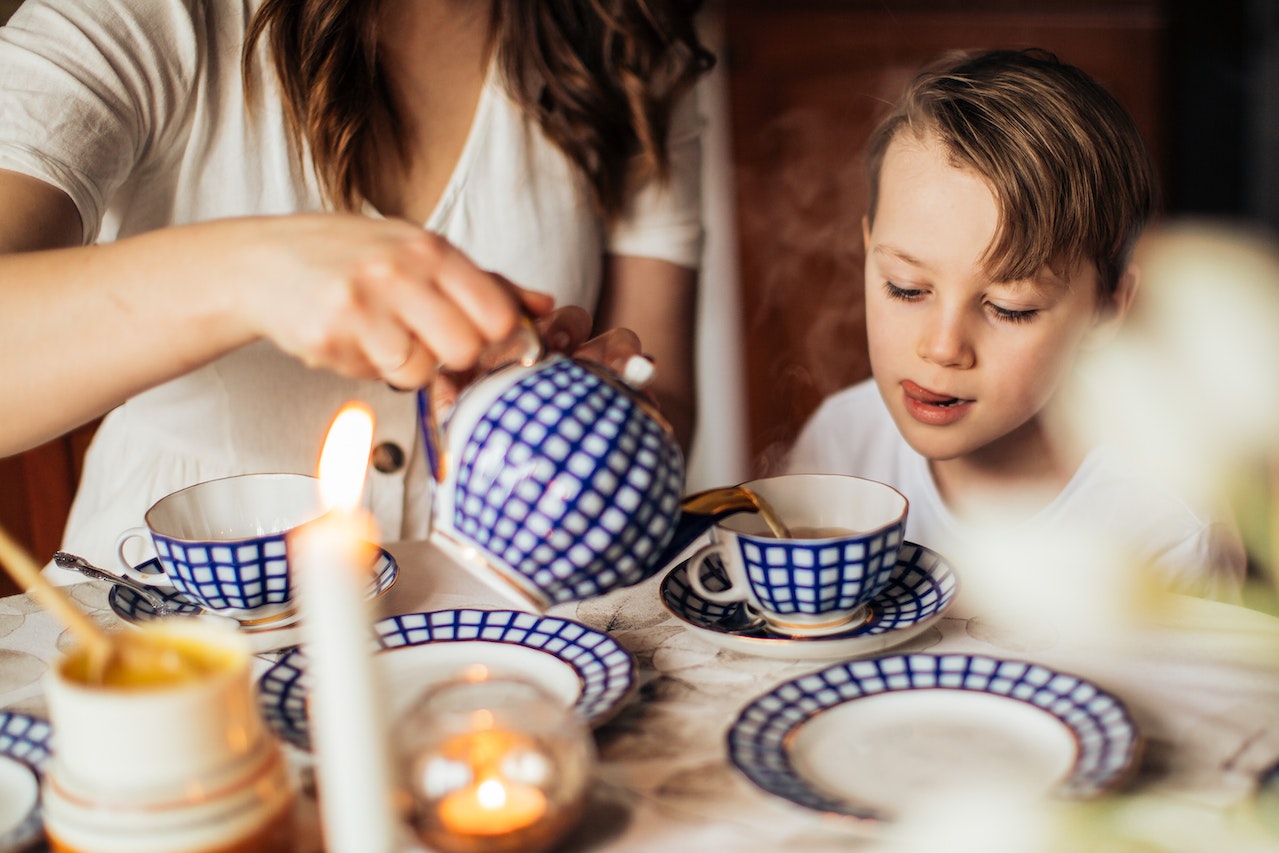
[1048,446,1247,599]
[787,378,909,477]
[809,377,888,423]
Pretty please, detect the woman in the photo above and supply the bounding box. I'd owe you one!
[0,0,712,571]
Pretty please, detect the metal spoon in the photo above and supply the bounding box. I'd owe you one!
[53,551,175,617]
[53,551,299,634]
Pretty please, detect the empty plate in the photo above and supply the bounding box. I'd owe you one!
[257,609,637,750]
[728,652,1140,820]
[0,711,52,852]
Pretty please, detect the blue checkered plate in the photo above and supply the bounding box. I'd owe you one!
[661,541,957,661]
[257,609,637,750]
[729,652,1141,821]
[0,711,52,852]
[108,547,399,629]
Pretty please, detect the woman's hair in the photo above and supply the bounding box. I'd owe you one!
[864,48,1158,295]
[243,1,714,220]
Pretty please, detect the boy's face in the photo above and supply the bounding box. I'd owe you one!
[864,132,1112,468]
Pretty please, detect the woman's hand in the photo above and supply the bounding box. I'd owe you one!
[0,200,555,453]
[428,304,650,412]
[233,214,549,390]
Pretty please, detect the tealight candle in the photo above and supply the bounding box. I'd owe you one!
[437,773,547,836]
[397,674,594,853]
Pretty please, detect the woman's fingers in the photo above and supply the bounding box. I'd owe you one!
[245,216,565,388]
[397,234,524,350]
[570,326,644,375]
[537,305,593,354]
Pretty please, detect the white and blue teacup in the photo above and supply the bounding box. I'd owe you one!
[115,473,325,616]
[685,475,908,636]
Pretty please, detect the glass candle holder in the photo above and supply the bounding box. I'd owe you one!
[395,672,595,853]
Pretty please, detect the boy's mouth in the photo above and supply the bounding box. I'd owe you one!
[902,380,971,407]
[901,380,973,424]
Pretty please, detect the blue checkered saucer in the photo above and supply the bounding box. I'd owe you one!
[728,652,1141,820]
[0,711,52,852]
[661,541,958,661]
[256,609,637,751]
[108,547,399,630]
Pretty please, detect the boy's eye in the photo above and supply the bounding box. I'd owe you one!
[987,302,1039,324]
[883,282,924,302]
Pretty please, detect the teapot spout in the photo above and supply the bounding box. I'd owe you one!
[650,485,776,571]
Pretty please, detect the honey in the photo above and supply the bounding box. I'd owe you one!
[59,626,242,689]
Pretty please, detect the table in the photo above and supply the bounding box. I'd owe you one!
[5,540,1279,852]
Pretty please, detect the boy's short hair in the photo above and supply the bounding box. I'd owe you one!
[865,48,1158,295]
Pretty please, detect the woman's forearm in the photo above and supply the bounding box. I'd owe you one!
[0,212,529,456]
[0,225,258,454]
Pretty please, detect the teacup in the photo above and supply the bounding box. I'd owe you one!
[41,618,295,853]
[684,475,908,636]
[114,473,325,616]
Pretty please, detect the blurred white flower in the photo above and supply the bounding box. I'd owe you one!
[1066,222,1279,507]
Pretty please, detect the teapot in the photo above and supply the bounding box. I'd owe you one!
[419,323,688,609]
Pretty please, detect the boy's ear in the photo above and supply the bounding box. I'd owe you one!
[1085,263,1140,347]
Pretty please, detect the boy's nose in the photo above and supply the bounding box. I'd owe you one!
[917,312,975,369]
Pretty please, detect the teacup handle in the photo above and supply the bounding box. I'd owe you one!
[685,542,749,605]
[114,527,170,587]
[420,314,544,484]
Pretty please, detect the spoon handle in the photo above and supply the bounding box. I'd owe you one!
[53,551,174,616]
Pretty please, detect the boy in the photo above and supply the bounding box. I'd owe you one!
[785,49,1245,601]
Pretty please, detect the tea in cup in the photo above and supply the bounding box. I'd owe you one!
[41,618,295,853]
[114,473,325,617]
[685,474,908,636]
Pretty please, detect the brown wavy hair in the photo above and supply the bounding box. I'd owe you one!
[865,48,1158,295]
[243,0,714,219]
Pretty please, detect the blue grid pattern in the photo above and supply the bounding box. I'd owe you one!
[110,548,399,623]
[154,532,291,611]
[447,359,684,604]
[257,609,637,750]
[662,541,957,640]
[734,522,905,615]
[0,711,52,852]
[728,653,1140,818]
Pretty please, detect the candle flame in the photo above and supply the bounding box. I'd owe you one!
[318,402,375,511]
[477,778,507,809]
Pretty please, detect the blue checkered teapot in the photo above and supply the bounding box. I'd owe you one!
[419,325,686,610]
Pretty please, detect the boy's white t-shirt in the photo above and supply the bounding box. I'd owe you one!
[0,0,704,574]
[786,379,1247,602]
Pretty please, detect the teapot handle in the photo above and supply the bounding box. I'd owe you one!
[420,314,544,483]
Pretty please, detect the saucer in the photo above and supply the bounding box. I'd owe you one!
[257,609,637,750]
[660,541,958,661]
[108,546,399,630]
[109,548,398,655]
[728,653,1141,820]
[0,711,52,852]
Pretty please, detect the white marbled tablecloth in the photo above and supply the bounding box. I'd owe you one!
[5,539,1279,852]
